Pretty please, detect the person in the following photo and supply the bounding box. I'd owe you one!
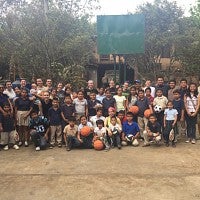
[90,108,105,129]
[48,97,62,148]
[127,86,137,110]
[61,95,75,127]
[179,79,188,100]
[20,79,29,93]
[102,89,116,117]
[40,91,52,119]
[145,87,154,106]
[45,79,53,92]
[36,78,46,96]
[15,88,33,147]
[96,87,105,103]
[0,103,19,150]
[30,89,42,114]
[135,89,153,138]
[29,110,50,151]
[117,110,127,124]
[121,112,140,147]
[63,116,80,151]
[168,80,179,101]
[134,80,142,94]
[104,107,121,128]
[107,116,122,149]
[143,79,155,97]
[87,92,102,119]
[93,119,110,151]
[73,90,88,122]
[172,89,185,141]
[3,80,16,102]
[153,88,168,130]
[122,81,130,99]
[84,80,98,99]
[184,83,200,144]
[56,82,65,105]
[77,115,94,149]
[163,101,178,147]
[108,80,116,96]
[143,114,162,147]
[113,87,126,113]
[155,76,169,97]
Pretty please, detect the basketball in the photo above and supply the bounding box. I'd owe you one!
[144,109,152,118]
[129,106,139,114]
[80,126,91,137]
[94,140,104,150]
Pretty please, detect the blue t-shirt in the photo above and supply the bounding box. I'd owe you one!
[173,99,184,120]
[122,121,140,136]
[48,107,62,125]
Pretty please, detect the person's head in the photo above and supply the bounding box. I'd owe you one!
[96,107,103,117]
[68,116,76,127]
[156,89,163,97]
[149,114,157,124]
[0,84,4,93]
[88,80,94,89]
[72,91,78,99]
[173,89,181,100]
[105,89,111,98]
[145,80,152,87]
[123,82,129,90]
[157,76,164,85]
[65,87,72,95]
[117,110,125,120]
[126,112,134,122]
[52,97,59,107]
[110,116,117,125]
[20,88,28,98]
[167,101,173,110]
[188,83,198,95]
[51,88,57,96]
[145,87,151,97]
[57,82,63,91]
[77,90,84,100]
[134,80,141,89]
[98,87,104,95]
[130,86,136,96]
[64,95,72,104]
[80,115,87,125]
[30,110,39,119]
[46,79,52,87]
[180,79,187,88]
[138,89,145,98]
[96,119,104,129]
[43,91,50,100]
[3,103,11,112]
[108,107,116,117]
[36,78,43,87]
[20,79,26,87]
[169,80,176,89]
[117,87,123,96]
[30,89,37,96]
[14,86,21,95]
[5,80,12,90]
[109,80,115,88]
[89,92,96,100]
[31,83,37,90]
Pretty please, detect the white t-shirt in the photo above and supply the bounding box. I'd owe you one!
[164,108,178,121]
[94,127,107,137]
[113,95,126,112]
[78,122,93,132]
[90,115,105,128]
[73,98,87,114]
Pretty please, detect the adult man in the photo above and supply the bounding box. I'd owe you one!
[84,80,98,99]
[36,78,46,95]
[168,80,179,101]
[155,76,169,97]
[3,80,16,101]
[45,79,53,92]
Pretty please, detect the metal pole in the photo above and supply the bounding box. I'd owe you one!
[113,54,116,82]
[118,56,121,84]
[124,56,126,82]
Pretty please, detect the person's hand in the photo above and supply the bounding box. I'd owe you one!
[172,124,175,127]
[0,126,3,132]
[44,134,48,140]
[191,113,196,117]
[108,131,112,136]
[164,124,166,128]
[79,138,83,143]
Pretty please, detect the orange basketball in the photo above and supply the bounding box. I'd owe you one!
[94,140,104,150]
[80,126,91,137]
[144,109,152,118]
[129,106,139,114]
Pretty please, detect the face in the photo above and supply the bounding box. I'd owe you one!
[31,84,37,89]
[81,117,87,125]
[167,102,173,109]
[65,96,71,104]
[109,80,115,87]
[57,83,63,90]
[21,90,27,97]
[169,82,175,89]
[46,79,52,86]
[65,88,71,94]
[72,92,78,99]
[138,91,144,98]
[145,80,151,87]
[97,123,103,129]
[77,92,84,99]
[88,81,94,88]
[108,110,115,117]
[0,85,4,93]
[69,121,75,127]
[36,79,43,86]
[130,88,136,95]
[90,93,96,100]
[135,82,141,89]
[31,112,38,120]
[117,88,122,95]
[126,115,133,122]
[105,91,111,98]
[145,89,151,96]
[180,81,187,88]
[51,89,57,96]
[99,88,104,95]
[111,118,117,125]
[173,92,180,99]
[3,105,10,112]
[52,100,59,107]
[156,90,162,97]
[157,78,164,85]
[6,82,12,89]
[20,80,26,87]
[189,84,197,92]
[117,113,124,120]
[149,116,156,123]
[43,92,50,100]
[14,87,21,95]
[96,110,102,116]
[123,82,129,89]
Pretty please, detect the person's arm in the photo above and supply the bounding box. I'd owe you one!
[123,97,127,113]
[61,112,68,123]
[172,114,178,127]
[184,95,191,116]
[192,96,200,117]
[163,114,167,128]
[134,131,140,139]
[0,122,3,132]
[77,131,83,143]
[44,127,50,140]
[85,105,88,117]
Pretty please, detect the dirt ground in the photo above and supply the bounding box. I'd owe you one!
[1,140,200,200]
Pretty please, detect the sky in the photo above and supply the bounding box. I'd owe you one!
[95,0,197,16]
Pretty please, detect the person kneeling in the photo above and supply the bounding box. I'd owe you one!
[122,112,140,147]
[143,114,161,147]
[29,110,49,151]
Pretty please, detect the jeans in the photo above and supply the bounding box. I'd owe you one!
[31,131,47,149]
[110,133,121,147]
[67,135,81,149]
[163,120,175,143]
[185,114,197,139]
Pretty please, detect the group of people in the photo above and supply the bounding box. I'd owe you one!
[0,76,200,151]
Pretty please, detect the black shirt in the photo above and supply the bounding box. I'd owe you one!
[147,121,161,134]
[102,97,116,117]
[15,97,33,111]
[84,88,98,99]
[0,113,15,132]
[87,99,101,117]
[41,100,52,119]
[61,104,75,119]
[48,107,62,125]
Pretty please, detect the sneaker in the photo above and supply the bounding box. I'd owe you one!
[142,143,150,147]
[165,143,169,147]
[117,145,121,149]
[49,144,54,149]
[18,141,23,146]
[24,141,29,147]
[66,147,71,151]
[172,143,176,148]
[3,145,9,150]
[191,139,196,144]
[185,139,190,143]
[35,147,40,151]
[58,143,62,148]
[13,145,19,150]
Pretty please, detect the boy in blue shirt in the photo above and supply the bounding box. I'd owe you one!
[122,112,140,146]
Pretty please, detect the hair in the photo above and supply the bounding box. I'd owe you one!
[52,97,59,102]
[3,103,10,108]
[105,88,111,93]
[157,75,164,80]
[68,116,76,122]
[96,107,103,112]
[30,110,38,116]
[156,88,163,93]
[96,119,104,126]
[80,115,87,121]
[173,89,180,94]
[5,80,12,85]
[118,110,125,115]
[108,107,115,112]
[145,87,151,92]
[128,86,137,102]
[149,114,157,119]
[110,116,117,120]
[126,111,134,117]
[77,90,84,95]
[169,79,176,84]
[167,100,173,105]
[180,78,187,83]
[186,83,198,98]
[138,89,144,93]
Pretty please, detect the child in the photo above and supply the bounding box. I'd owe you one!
[73,90,88,122]
[87,92,102,119]
[61,95,75,127]
[29,110,50,151]
[127,86,137,110]
[107,116,122,149]
[102,89,116,117]
[145,87,154,106]
[48,97,62,147]
[122,112,140,147]
[0,103,19,150]
[104,107,121,128]
[77,115,94,149]
[172,89,185,141]
[90,108,105,128]
[163,101,178,147]
[113,87,126,113]
[143,114,161,147]
[117,110,127,124]
[96,87,105,103]
[153,89,168,130]
[94,119,110,151]
[63,116,80,151]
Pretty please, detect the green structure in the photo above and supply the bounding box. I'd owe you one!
[97,14,145,55]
